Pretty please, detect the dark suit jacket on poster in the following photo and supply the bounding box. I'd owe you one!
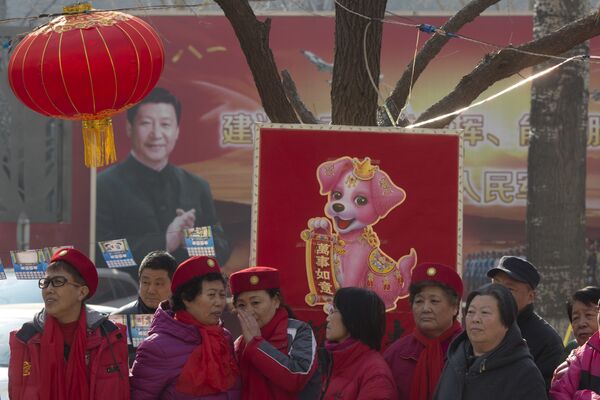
[96,155,231,274]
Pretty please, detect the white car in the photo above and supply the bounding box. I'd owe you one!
[0,303,116,399]
[0,268,138,307]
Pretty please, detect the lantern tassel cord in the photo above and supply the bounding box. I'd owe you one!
[82,118,117,168]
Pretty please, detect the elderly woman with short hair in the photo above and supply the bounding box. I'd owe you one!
[550,291,600,399]
[434,283,547,400]
[565,286,600,352]
[130,256,240,399]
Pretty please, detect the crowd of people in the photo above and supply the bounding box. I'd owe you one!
[7,246,600,399]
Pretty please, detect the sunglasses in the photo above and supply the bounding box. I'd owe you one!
[38,276,84,289]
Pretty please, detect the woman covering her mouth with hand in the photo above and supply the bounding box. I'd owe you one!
[131,256,240,399]
[230,266,320,400]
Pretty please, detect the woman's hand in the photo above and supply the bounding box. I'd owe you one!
[552,359,570,382]
[237,308,261,343]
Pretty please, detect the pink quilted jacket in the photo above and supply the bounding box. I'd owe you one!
[550,331,600,400]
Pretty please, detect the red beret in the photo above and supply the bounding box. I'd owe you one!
[229,266,280,296]
[411,263,463,298]
[171,256,221,293]
[50,247,98,297]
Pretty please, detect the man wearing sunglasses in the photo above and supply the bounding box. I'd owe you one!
[8,247,130,400]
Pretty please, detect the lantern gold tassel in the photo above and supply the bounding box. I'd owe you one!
[82,118,117,168]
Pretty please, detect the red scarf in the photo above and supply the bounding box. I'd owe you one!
[410,320,462,400]
[237,307,289,400]
[39,307,89,400]
[174,310,239,396]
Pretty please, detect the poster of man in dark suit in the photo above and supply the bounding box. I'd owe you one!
[96,87,230,275]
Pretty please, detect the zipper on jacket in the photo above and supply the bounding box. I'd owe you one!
[479,358,486,373]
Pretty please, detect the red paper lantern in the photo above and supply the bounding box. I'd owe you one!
[8,3,164,167]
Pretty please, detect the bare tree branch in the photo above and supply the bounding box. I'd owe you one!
[214,0,299,123]
[415,10,600,128]
[378,0,502,126]
[281,69,319,124]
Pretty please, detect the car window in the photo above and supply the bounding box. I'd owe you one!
[88,273,138,305]
[89,278,116,305]
[110,276,138,298]
[0,279,42,305]
[0,270,138,307]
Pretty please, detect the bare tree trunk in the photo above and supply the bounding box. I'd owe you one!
[331,0,387,125]
[527,0,589,332]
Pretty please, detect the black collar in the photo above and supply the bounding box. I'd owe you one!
[124,154,174,179]
[517,303,535,323]
[137,297,158,314]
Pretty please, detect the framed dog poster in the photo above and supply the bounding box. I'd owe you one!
[252,124,463,345]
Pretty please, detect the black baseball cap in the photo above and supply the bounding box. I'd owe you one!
[487,256,540,289]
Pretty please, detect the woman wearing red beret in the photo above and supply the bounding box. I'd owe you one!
[383,263,464,400]
[130,256,240,399]
[230,266,320,400]
[9,247,130,400]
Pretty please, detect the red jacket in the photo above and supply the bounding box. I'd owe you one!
[9,307,130,400]
[321,340,398,400]
[550,331,600,399]
[235,317,320,400]
[383,330,461,400]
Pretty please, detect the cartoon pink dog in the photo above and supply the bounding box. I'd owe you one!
[307,156,417,310]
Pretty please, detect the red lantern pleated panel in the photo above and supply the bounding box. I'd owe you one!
[8,4,165,167]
